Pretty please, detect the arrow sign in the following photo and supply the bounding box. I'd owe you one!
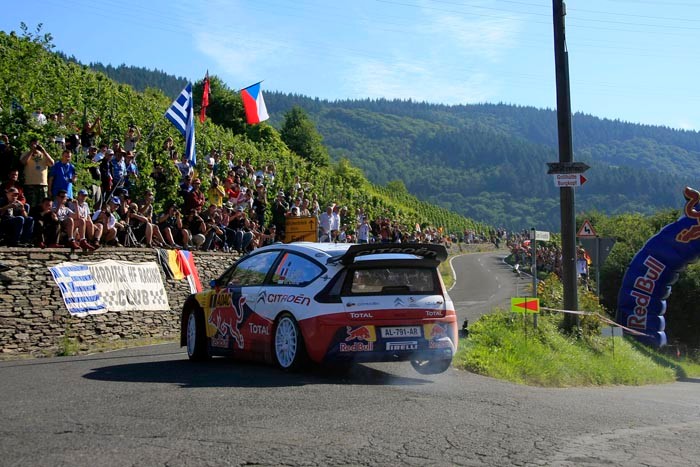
[546,161,590,175]
[553,173,587,187]
[511,297,540,314]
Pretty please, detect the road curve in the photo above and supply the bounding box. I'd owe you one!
[1,252,700,466]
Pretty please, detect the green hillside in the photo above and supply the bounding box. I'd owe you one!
[0,28,483,236]
[264,94,696,231]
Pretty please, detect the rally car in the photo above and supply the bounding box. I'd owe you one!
[180,242,458,374]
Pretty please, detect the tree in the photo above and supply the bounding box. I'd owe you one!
[280,106,330,166]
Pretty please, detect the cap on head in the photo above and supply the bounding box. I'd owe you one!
[109,197,120,205]
[78,189,88,196]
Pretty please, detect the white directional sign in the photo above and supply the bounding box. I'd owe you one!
[532,230,550,241]
[553,173,587,187]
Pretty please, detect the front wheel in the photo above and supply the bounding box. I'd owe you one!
[186,310,210,361]
[273,313,307,371]
[411,358,452,375]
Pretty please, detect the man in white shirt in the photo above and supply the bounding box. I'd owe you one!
[330,205,341,242]
[71,189,101,248]
[357,216,370,244]
[319,205,333,242]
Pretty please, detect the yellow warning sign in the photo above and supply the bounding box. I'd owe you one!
[511,297,540,313]
[284,216,318,243]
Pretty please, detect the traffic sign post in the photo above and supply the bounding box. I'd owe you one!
[546,161,590,174]
[552,173,587,188]
[579,237,617,298]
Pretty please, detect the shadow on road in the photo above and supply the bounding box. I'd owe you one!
[83,358,431,388]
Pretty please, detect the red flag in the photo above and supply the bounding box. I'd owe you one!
[199,71,210,123]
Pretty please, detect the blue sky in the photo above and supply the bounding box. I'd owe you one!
[3,0,700,129]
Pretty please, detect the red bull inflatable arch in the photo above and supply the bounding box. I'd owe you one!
[617,186,700,347]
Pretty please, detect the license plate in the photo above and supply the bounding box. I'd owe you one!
[380,326,421,338]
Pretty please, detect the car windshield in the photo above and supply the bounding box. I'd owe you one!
[349,267,438,294]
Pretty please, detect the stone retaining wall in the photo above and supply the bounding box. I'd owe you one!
[0,247,237,357]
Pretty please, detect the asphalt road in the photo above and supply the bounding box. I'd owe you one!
[1,251,700,466]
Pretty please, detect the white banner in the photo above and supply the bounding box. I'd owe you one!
[49,260,170,314]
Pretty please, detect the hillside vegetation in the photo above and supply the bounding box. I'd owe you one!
[263,94,699,231]
[0,27,483,235]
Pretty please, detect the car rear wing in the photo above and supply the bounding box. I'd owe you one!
[328,243,448,265]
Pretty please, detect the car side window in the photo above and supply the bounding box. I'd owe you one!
[228,251,279,287]
[271,252,323,286]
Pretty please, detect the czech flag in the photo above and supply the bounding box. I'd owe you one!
[240,82,269,125]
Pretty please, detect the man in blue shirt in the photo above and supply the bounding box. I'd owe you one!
[111,151,127,190]
[48,150,77,199]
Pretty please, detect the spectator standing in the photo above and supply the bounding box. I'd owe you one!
[48,150,77,199]
[271,190,288,241]
[176,154,193,180]
[0,187,34,246]
[111,150,127,190]
[357,216,370,244]
[184,178,205,213]
[99,149,114,203]
[32,107,47,126]
[330,205,341,242]
[123,125,141,152]
[319,205,332,242]
[1,169,26,206]
[20,138,54,208]
[80,116,102,153]
[124,151,138,191]
[206,176,226,207]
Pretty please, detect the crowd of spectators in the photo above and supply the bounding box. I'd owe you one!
[0,110,462,253]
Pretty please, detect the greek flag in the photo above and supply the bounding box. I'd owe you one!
[49,264,107,317]
[165,83,196,165]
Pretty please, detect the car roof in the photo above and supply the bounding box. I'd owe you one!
[254,242,439,265]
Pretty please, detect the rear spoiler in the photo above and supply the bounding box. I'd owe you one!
[328,243,448,265]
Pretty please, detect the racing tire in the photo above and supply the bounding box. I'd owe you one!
[186,309,210,361]
[273,313,308,371]
[410,358,452,375]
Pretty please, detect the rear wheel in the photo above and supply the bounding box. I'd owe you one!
[411,358,451,375]
[186,310,210,361]
[274,313,307,371]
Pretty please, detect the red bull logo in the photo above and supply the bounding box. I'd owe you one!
[430,324,447,340]
[208,295,246,349]
[340,325,375,352]
[345,325,371,342]
[677,187,700,243]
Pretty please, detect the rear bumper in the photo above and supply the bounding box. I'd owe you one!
[299,314,458,364]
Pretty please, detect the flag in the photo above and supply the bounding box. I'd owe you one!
[165,83,196,165]
[199,72,210,123]
[177,250,202,293]
[240,81,269,125]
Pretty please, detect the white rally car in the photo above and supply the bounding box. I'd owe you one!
[180,242,458,374]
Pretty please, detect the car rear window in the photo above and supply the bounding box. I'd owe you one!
[349,267,438,295]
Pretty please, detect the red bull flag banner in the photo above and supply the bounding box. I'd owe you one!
[240,81,269,125]
[49,260,170,316]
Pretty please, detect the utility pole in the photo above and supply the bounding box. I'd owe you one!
[552,0,578,329]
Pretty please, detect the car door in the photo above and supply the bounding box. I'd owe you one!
[207,250,279,357]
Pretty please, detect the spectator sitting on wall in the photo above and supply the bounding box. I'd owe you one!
[29,197,60,248]
[157,203,188,249]
[125,202,155,247]
[51,190,81,250]
[182,208,206,249]
[20,138,54,208]
[0,187,34,247]
[70,189,100,249]
[92,197,123,246]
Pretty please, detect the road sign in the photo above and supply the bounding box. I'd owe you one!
[546,161,590,175]
[530,230,551,241]
[511,297,540,314]
[579,237,616,267]
[601,326,623,338]
[577,220,597,237]
[553,173,587,187]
